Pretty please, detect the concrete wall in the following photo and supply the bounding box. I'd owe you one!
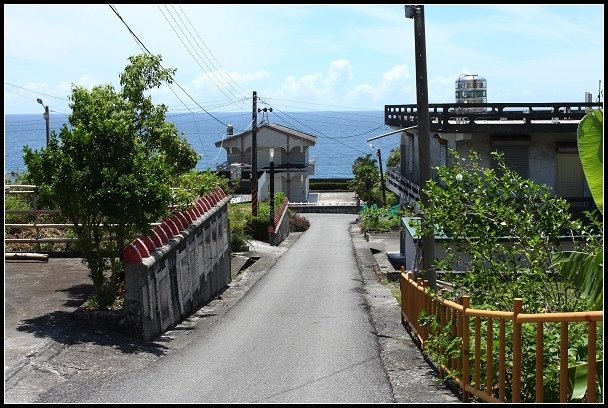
[269,199,290,246]
[122,188,231,340]
[402,216,578,274]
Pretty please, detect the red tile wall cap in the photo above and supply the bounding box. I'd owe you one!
[180,210,193,224]
[122,243,143,264]
[158,222,173,240]
[134,237,150,258]
[190,205,201,218]
[165,219,180,236]
[150,229,164,247]
[140,235,156,253]
[174,212,189,229]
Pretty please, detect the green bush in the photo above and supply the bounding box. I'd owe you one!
[359,204,403,232]
[309,179,352,190]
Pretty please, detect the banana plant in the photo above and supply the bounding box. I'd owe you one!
[552,108,603,309]
[553,108,604,401]
[577,109,603,215]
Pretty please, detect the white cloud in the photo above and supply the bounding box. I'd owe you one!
[323,59,354,88]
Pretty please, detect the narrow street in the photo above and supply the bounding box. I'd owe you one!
[38,214,394,403]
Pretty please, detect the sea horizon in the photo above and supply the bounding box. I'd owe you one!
[5,110,399,180]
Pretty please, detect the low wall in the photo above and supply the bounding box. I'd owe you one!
[122,188,231,340]
[289,204,361,214]
[270,199,289,246]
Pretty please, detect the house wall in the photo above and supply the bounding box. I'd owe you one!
[286,174,308,203]
[221,126,316,203]
[432,131,584,194]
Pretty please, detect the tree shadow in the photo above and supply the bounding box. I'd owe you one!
[14,283,170,357]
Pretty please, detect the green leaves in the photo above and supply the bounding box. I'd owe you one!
[22,53,198,310]
[551,250,603,311]
[420,149,588,312]
[567,359,603,401]
[577,109,603,215]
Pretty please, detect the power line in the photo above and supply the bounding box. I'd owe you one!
[158,5,244,104]
[4,82,70,101]
[108,4,229,128]
[259,100,368,155]
[176,4,250,98]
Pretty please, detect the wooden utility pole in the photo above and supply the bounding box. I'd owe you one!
[251,91,258,216]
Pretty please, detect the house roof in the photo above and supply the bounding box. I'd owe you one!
[215,123,317,147]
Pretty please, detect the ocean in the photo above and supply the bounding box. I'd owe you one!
[4,111,399,179]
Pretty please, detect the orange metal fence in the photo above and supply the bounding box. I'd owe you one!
[399,269,603,403]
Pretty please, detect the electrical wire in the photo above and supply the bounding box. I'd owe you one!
[109,4,230,128]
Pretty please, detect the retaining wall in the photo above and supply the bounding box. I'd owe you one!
[269,199,289,246]
[121,187,231,340]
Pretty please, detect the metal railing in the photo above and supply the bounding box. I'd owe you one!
[385,102,603,134]
[400,270,603,403]
[386,168,420,205]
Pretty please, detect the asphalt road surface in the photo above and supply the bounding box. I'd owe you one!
[37,214,395,403]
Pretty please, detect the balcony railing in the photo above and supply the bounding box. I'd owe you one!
[386,168,420,205]
[385,102,602,134]
[217,159,316,177]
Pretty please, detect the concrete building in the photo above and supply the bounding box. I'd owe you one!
[385,99,601,215]
[215,122,317,203]
[382,80,602,268]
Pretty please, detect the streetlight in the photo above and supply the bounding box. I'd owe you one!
[405,4,436,289]
[37,98,50,147]
[369,143,386,207]
[269,148,275,236]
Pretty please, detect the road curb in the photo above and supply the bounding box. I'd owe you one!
[349,222,461,403]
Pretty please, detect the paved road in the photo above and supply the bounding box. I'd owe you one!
[5,210,460,403]
[36,214,394,403]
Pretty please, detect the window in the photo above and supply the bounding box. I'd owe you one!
[439,138,447,167]
[490,135,530,178]
[407,134,415,174]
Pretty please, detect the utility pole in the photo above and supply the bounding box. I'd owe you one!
[369,144,387,207]
[251,91,258,216]
[406,4,436,289]
[37,98,50,147]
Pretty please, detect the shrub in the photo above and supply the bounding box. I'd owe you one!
[288,211,310,232]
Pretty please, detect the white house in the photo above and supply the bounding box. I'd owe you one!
[215,123,317,203]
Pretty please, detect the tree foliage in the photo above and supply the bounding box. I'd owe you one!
[348,154,379,204]
[417,150,603,402]
[418,150,592,313]
[23,54,198,309]
[386,146,400,169]
[550,108,604,311]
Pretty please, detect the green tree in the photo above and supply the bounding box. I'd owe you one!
[386,146,400,168]
[419,150,588,313]
[577,109,603,214]
[349,154,380,205]
[23,54,198,309]
[417,150,602,402]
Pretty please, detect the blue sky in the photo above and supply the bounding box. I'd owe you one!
[4,4,604,115]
